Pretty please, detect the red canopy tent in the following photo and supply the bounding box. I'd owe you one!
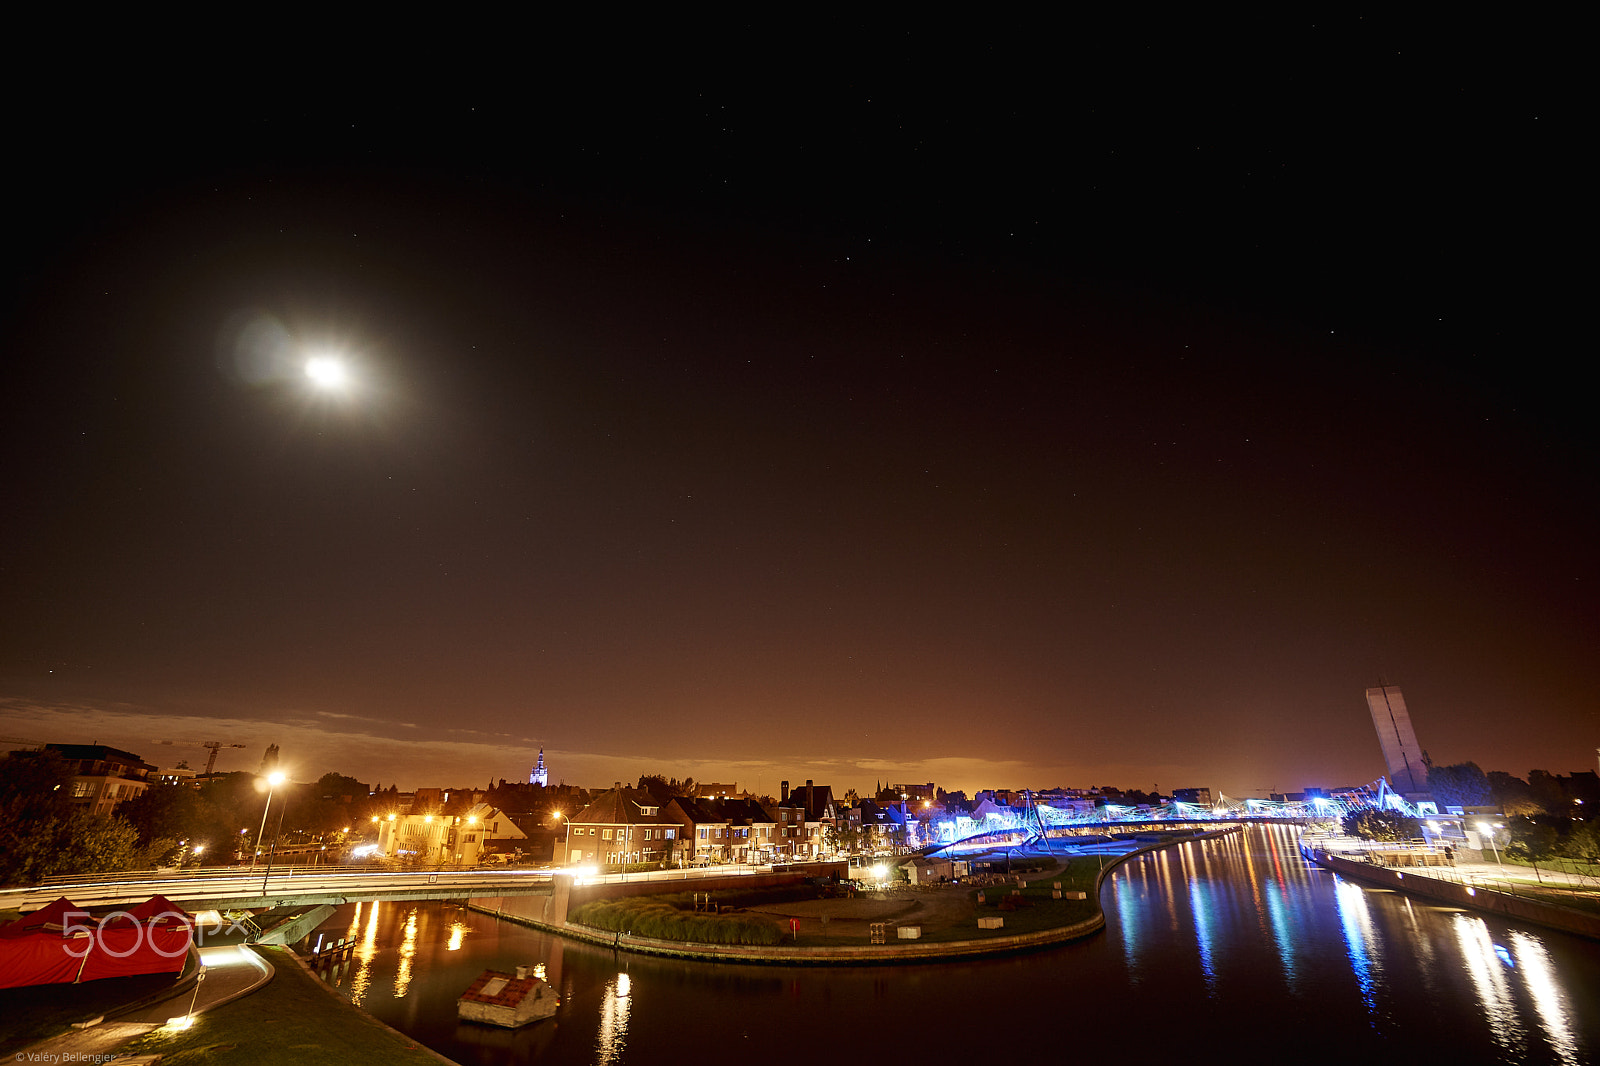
[0,896,194,989]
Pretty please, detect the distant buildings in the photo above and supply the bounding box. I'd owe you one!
[528,749,548,787]
[45,744,155,815]
[374,802,527,865]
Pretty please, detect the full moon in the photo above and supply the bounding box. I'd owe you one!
[305,356,348,389]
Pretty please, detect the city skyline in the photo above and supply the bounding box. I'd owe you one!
[2,21,1591,802]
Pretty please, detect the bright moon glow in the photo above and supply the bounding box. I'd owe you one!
[304,356,348,389]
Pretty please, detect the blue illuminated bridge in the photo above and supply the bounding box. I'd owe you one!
[922,782,1437,856]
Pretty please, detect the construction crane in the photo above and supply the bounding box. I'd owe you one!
[202,741,245,775]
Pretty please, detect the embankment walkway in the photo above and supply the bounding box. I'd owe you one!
[1300,837,1600,940]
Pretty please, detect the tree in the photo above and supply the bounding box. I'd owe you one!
[636,774,696,802]
[0,751,78,885]
[1424,761,1494,809]
[1507,816,1559,861]
[1528,770,1569,816]
[119,781,217,845]
[1342,809,1421,842]
[1486,771,1540,816]
[1557,820,1600,864]
[826,820,864,855]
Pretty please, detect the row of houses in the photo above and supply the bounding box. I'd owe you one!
[563,779,843,866]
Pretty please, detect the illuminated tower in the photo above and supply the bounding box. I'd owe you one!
[529,748,548,787]
[1365,685,1427,794]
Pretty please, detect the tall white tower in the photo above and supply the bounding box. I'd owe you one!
[1366,685,1427,794]
[529,748,548,787]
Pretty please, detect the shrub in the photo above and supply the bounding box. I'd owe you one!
[570,898,781,945]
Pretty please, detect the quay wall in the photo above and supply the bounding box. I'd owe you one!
[1305,846,1600,941]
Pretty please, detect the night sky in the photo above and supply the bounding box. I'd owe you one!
[2,19,1591,799]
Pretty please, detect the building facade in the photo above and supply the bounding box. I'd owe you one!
[563,785,681,866]
[375,802,527,865]
[45,744,155,816]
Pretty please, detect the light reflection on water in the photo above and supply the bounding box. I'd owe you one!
[306,826,1600,1064]
[393,908,418,999]
[1456,912,1529,1059]
[1183,846,1219,995]
[1333,875,1383,1018]
[342,900,382,1006]
[594,972,631,1065]
[1512,930,1582,1066]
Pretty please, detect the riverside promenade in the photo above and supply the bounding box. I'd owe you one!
[1300,833,1600,940]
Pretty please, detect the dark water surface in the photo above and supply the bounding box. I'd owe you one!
[308,825,1600,1064]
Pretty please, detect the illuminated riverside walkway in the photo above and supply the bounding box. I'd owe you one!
[1299,831,1600,940]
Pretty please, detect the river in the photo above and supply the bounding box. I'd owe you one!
[305,824,1600,1064]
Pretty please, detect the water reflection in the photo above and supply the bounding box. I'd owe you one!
[1112,863,1145,982]
[1262,879,1299,992]
[594,971,631,1064]
[1512,930,1581,1066]
[1455,913,1527,1059]
[1183,849,1218,995]
[344,900,382,1006]
[395,908,418,999]
[1332,875,1384,1018]
[303,828,1600,1065]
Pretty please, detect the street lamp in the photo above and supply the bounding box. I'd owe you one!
[1477,822,1502,865]
[251,771,287,872]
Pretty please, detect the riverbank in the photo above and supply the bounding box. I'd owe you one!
[471,827,1242,964]
[1301,837,1600,940]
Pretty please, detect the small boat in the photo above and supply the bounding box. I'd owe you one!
[457,966,559,1027]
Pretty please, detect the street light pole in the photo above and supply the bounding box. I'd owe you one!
[251,771,287,872]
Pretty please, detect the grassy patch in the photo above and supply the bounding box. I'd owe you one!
[571,897,783,945]
[1498,856,1600,881]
